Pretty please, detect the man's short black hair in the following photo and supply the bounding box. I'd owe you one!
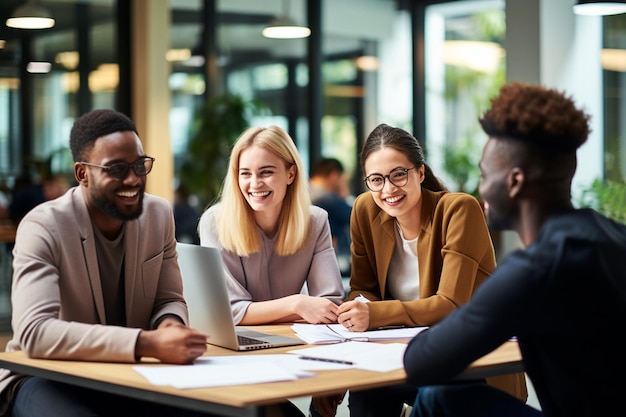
[312,157,344,177]
[70,109,138,162]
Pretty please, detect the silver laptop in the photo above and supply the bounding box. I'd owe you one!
[176,242,305,351]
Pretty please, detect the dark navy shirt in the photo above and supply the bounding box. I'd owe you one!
[403,209,626,417]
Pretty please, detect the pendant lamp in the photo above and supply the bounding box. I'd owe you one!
[262,0,310,39]
[573,0,626,16]
[6,1,55,30]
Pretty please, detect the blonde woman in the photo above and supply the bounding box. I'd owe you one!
[198,126,344,326]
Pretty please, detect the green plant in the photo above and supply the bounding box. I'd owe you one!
[178,94,269,208]
[442,136,481,197]
[577,179,626,224]
[439,9,505,198]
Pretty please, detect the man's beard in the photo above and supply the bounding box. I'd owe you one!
[92,187,144,221]
[486,203,517,232]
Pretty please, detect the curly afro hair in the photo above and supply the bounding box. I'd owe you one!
[479,82,591,153]
[70,109,138,162]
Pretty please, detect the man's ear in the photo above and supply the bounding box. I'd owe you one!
[508,167,525,198]
[74,162,88,186]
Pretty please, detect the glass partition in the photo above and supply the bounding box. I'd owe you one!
[425,0,505,195]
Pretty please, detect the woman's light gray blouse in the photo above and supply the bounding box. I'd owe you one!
[198,205,345,324]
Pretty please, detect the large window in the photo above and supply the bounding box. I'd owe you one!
[425,0,505,195]
[0,0,116,186]
[168,0,410,201]
[603,14,626,183]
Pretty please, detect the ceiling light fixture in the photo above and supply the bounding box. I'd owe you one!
[443,41,505,74]
[573,0,626,16]
[354,56,380,72]
[55,51,79,70]
[262,0,310,39]
[6,1,55,30]
[601,48,626,71]
[26,61,52,73]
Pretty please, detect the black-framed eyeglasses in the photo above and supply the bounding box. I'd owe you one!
[363,166,416,192]
[80,156,155,180]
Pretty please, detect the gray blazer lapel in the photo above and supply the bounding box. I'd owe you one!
[123,218,140,322]
[73,188,107,324]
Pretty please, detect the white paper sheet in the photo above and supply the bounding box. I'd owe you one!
[134,361,299,389]
[291,323,427,344]
[288,341,408,372]
[133,354,356,389]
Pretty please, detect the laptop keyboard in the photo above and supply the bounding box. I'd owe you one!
[237,334,269,346]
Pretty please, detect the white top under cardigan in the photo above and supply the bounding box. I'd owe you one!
[387,221,420,301]
[199,204,345,324]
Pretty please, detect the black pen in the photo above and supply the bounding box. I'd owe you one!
[298,355,354,365]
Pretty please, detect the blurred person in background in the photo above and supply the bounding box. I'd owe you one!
[309,157,352,276]
[174,183,200,244]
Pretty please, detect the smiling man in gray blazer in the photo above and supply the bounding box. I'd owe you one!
[0,109,214,417]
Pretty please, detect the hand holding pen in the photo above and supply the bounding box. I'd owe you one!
[337,294,371,332]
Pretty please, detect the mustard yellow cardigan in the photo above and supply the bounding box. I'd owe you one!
[349,188,496,329]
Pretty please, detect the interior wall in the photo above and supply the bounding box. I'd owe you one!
[132,0,174,202]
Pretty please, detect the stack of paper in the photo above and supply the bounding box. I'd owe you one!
[291,323,428,344]
[133,343,409,390]
[134,354,319,389]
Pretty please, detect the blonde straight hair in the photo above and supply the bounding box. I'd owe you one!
[214,126,311,256]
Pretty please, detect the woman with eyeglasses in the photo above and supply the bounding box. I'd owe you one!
[311,123,503,417]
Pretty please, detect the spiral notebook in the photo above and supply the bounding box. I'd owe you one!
[176,242,305,351]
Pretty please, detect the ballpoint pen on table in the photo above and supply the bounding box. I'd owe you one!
[298,356,354,365]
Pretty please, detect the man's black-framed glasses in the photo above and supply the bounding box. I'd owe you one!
[363,166,416,192]
[80,156,155,180]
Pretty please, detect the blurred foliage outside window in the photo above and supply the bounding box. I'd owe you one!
[178,94,269,209]
[430,7,505,196]
[576,179,626,224]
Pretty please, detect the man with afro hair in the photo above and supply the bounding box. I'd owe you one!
[403,83,626,417]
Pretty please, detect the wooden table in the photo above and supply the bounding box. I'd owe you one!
[0,325,523,417]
